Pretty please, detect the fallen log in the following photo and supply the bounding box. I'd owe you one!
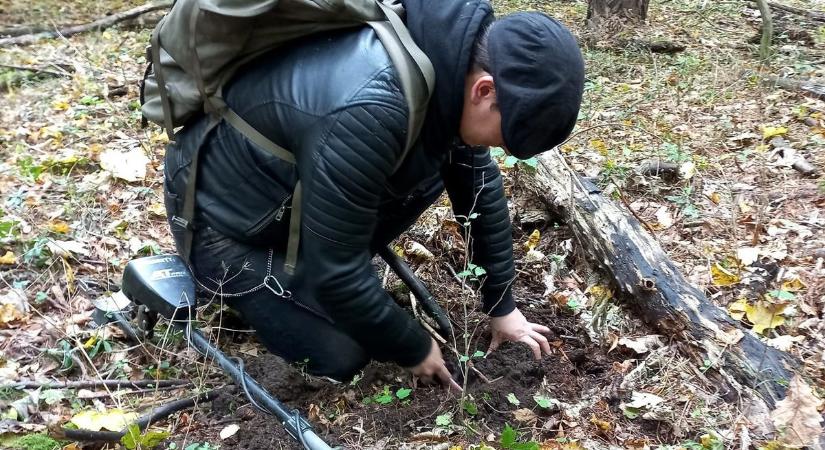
[743,70,825,101]
[0,2,170,47]
[529,149,797,408]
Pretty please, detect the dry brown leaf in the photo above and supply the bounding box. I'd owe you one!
[770,375,823,447]
[512,408,538,423]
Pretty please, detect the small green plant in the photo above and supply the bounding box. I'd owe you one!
[121,424,169,450]
[767,290,795,301]
[458,350,485,363]
[143,360,173,379]
[395,387,412,400]
[490,147,538,171]
[435,413,452,427]
[500,424,539,450]
[462,398,478,416]
[533,394,554,409]
[457,263,486,280]
[666,186,700,219]
[373,386,394,405]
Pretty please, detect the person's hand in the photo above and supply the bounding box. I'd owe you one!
[407,338,462,392]
[488,307,551,359]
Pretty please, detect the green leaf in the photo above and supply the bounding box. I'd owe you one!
[41,389,65,405]
[456,270,471,278]
[459,355,470,363]
[767,290,796,301]
[463,399,478,416]
[468,212,480,220]
[472,350,485,358]
[622,406,640,419]
[506,393,520,406]
[395,388,412,400]
[533,394,552,409]
[522,157,538,169]
[121,423,141,450]
[473,265,486,276]
[435,413,452,427]
[374,386,393,405]
[490,147,506,159]
[139,430,170,448]
[500,424,517,447]
[504,155,519,168]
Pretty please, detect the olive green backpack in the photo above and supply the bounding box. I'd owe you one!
[140,0,435,273]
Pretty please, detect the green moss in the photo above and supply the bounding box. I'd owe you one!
[7,434,61,450]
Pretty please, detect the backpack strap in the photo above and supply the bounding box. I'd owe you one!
[150,19,176,140]
[370,1,434,161]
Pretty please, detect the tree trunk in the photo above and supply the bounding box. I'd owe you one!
[587,0,650,27]
[528,149,798,409]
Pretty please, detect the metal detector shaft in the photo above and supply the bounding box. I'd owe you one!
[379,246,453,339]
[183,326,333,450]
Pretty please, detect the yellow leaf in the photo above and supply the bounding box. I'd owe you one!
[0,251,16,265]
[61,257,75,294]
[148,202,167,218]
[83,336,98,349]
[780,278,806,292]
[393,244,404,257]
[524,229,541,251]
[449,446,463,450]
[709,192,721,205]
[745,301,786,334]
[590,415,612,431]
[762,126,788,139]
[589,139,608,156]
[71,408,138,431]
[728,298,748,321]
[63,444,81,450]
[49,220,70,234]
[52,101,70,111]
[711,263,739,287]
[0,304,26,326]
[587,285,612,302]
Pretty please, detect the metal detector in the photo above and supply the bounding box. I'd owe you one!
[105,248,452,449]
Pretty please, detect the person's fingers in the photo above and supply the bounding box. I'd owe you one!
[519,335,542,360]
[486,334,501,357]
[530,323,551,335]
[436,365,463,392]
[530,330,552,356]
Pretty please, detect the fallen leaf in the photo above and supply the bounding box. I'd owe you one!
[624,392,664,409]
[780,278,806,292]
[46,240,89,257]
[524,229,541,251]
[711,263,740,286]
[618,335,663,354]
[48,220,70,234]
[0,251,16,265]
[512,408,538,423]
[762,125,788,139]
[766,335,804,351]
[219,424,240,440]
[147,202,167,218]
[654,207,674,229]
[736,247,760,266]
[100,148,150,182]
[589,139,608,156]
[745,301,786,334]
[679,161,696,179]
[71,408,138,431]
[770,375,823,448]
[589,415,612,432]
[709,191,721,204]
[524,249,546,263]
[0,289,29,327]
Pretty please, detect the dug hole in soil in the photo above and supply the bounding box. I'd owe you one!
[180,304,623,449]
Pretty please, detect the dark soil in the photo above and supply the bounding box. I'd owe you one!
[173,307,624,449]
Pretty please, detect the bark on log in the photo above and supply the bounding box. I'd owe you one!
[0,2,170,47]
[530,149,797,408]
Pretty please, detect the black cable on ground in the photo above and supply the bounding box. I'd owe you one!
[53,388,223,443]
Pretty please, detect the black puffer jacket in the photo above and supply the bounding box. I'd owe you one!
[164,0,516,367]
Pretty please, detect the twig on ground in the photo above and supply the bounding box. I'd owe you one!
[0,64,70,78]
[2,379,191,390]
[0,2,171,47]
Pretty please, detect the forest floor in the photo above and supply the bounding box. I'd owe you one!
[0,0,823,449]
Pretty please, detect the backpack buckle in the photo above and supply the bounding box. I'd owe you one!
[171,215,194,230]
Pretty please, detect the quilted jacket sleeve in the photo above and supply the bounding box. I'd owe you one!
[442,146,516,317]
[298,97,433,368]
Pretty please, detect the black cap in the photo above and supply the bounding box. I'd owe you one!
[487,13,584,159]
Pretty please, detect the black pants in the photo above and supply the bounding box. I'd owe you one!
[186,179,445,381]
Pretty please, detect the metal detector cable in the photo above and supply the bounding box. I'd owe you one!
[231,356,309,449]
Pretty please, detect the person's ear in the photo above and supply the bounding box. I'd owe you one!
[470,74,496,105]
